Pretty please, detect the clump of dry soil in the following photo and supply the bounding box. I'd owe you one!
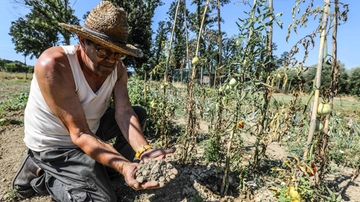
[135,159,178,187]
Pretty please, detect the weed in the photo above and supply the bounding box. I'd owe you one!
[8,186,18,200]
[205,134,222,162]
[193,194,203,202]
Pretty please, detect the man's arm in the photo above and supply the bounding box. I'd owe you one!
[35,47,130,174]
[113,62,176,160]
[35,47,163,190]
[113,62,149,153]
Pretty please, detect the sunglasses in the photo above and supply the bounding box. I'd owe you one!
[90,41,126,60]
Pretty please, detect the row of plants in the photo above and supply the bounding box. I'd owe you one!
[125,74,359,201]
[124,0,356,201]
[1,73,359,201]
[2,0,357,201]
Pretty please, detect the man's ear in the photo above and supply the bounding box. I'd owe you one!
[78,36,86,50]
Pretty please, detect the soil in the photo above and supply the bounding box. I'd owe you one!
[135,159,178,187]
[1,109,360,201]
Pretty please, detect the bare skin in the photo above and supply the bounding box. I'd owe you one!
[34,36,175,190]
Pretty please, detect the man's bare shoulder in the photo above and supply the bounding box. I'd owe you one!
[34,46,74,85]
[35,46,70,71]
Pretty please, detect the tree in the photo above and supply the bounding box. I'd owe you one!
[148,21,169,80]
[109,0,164,74]
[348,67,360,96]
[189,0,217,58]
[166,0,188,70]
[213,0,230,86]
[9,16,58,59]
[221,37,237,62]
[303,62,348,95]
[0,59,6,69]
[277,51,292,67]
[336,63,349,95]
[9,0,79,59]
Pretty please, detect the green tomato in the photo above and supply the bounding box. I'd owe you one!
[225,85,231,93]
[229,78,237,87]
[315,119,324,132]
[317,102,332,116]
[192,56,199,65]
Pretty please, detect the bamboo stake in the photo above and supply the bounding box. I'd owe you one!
[214,0,222,88]
[164,0,181,81]
[220,127,235,195]
[267,0,273,62]
[241,0,257,69]
[303,0,330,159]
[181,0,210,163]
[325,0,338,134]
[184,0,190,81]
[194,0,210,57]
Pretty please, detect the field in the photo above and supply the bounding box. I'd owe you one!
[1,72,360,202]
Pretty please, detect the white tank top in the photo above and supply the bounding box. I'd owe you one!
[24,45,118,152]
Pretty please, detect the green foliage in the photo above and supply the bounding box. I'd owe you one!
[297,177,315,201]
[302,63,349,95]
[165,1,188,70]
[0,93,28,126]
[205,134,223,162]
[193,194,204,202]
[0,93,29,111]
[110,0,164,74]
[348,67,360,97]
[272,67,305,93]
[276,186,292,202]
[9,16,56,59]
[328,116,360,168]
[127,76,182,142]
[148,21,168,79]
[0,59,33,73]
[9,0,80,59]
[7,186,18,200]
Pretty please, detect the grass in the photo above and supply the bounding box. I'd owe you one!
[0,73,31,124]
[0,72,32,102]
[272,93,360,116]
[0,71,33,80]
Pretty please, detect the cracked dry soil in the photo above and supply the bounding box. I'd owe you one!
[135,159,178,187]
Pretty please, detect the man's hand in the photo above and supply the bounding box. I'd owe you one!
[140,148,176,161]
[121,162,162,190]
[121,148,177,190]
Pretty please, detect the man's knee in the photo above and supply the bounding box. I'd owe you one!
[64,186,117,202]
[51,181,117,202]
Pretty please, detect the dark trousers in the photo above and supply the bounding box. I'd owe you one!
[28,106,147,202]
[96,106,147,161]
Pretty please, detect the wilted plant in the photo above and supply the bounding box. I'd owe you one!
[127,76,180,146]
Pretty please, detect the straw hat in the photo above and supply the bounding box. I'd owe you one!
[59,1,143,58]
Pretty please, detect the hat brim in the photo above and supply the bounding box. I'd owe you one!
[59,23,143,58]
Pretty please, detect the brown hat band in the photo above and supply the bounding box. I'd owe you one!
[83,26,127,44]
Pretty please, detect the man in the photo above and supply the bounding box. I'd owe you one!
[12,1,175,201]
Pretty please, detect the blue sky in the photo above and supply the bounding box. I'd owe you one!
[0,0,358,69]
